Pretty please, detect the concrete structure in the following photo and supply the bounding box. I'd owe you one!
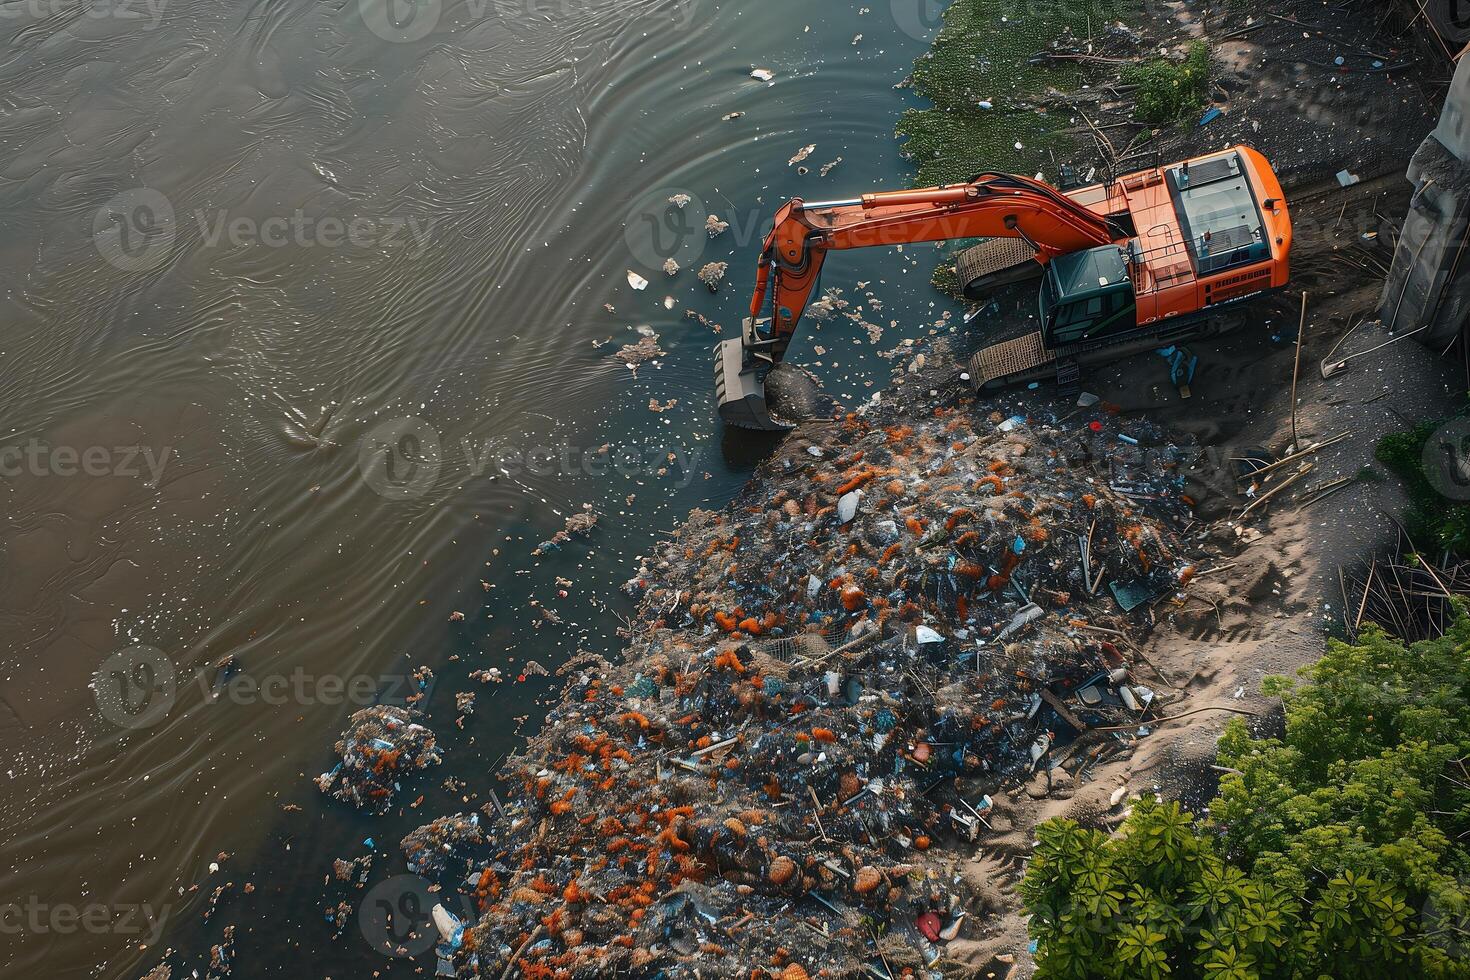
[1378,49,1470,350]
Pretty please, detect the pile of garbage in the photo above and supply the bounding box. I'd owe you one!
[315,706,442,815]
[403,352,1200,977]
[401,813,488,884]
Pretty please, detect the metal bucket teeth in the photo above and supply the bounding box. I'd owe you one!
[714,337,794,431]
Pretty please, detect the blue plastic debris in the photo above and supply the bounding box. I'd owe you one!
[1198,106,1222,126]
[1012,535,1026,554]
[1156,345,1198,387]
[363,837,375,848]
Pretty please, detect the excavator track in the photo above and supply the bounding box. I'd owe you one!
[971,331,1055,387]
[956,238,1042,299]
[968,307,1252,392]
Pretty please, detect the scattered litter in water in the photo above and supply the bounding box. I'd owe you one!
[316,706,442,815]
[698,262,729,292]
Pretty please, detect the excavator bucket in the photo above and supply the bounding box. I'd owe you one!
[714,336,794,431]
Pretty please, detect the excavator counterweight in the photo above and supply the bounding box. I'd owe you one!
[716,145,1291,429]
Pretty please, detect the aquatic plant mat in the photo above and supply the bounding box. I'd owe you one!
[896,0,1146,187]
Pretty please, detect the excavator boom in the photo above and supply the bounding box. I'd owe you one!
[747,172,1116,361]
[716,146,1290,429]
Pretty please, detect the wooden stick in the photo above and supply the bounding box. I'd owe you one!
[690,735,740,758]
[1236,432,1348,479]
[1290,291,1307,451]
[808,786,831,842]
[1039,688,1090,733]
[1241,463,1313,517]
[1298,476,1354,507]
[793,627,881,669]
[1354,559,1375,636]
[1067,620,1126,638]
[499,924,544,980]
[1089,704,1258,733]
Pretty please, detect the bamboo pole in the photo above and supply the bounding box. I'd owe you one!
[1290,291,1307,452]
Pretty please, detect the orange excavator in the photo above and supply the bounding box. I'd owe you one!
[715,145,1292,429]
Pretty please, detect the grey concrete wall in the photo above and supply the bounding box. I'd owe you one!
[1378,52,1470,350]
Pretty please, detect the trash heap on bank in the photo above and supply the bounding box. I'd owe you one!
[378,350,1202,978]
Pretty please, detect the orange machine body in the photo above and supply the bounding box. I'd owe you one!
[746,145,1291,359]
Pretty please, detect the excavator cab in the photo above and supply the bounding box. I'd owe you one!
[1038,246,1137,347]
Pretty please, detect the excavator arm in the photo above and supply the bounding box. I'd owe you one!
[717,172,1118,429]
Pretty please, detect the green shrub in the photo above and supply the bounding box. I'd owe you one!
[1024,621,1470,978]
[1121,41,1211,125]
[1376,419,1470,554]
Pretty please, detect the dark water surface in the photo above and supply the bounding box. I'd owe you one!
[0,0,956,974]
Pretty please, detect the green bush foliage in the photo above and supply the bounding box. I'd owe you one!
[1024,621,1470,978]
[1121,41,1211,125]
[1376,419,1470,553]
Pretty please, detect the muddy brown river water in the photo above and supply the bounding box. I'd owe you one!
[0,0,957,974]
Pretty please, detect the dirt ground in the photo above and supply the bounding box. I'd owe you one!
[940,28,1470,980]
[930,2,1468,972]
[933,175,1462,975]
